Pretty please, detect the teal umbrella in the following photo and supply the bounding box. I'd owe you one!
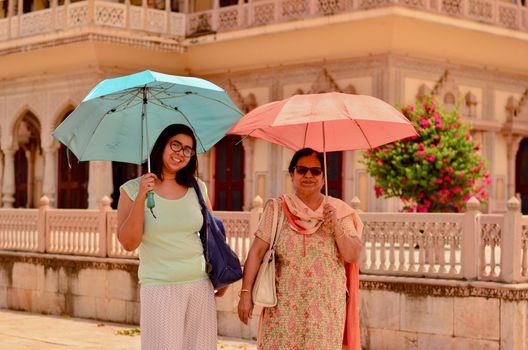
[52,70,243,210]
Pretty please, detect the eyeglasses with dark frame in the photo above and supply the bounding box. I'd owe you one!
[294,166,323,176]
[169,140,196,157]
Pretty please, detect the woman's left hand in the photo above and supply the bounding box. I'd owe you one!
[323,203,337,231]
[215,286,228,297]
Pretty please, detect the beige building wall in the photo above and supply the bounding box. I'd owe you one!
[0,0,525,212]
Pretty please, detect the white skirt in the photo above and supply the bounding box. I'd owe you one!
[140,279,217,350]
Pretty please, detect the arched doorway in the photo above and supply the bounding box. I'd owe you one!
[325,151,343,199]
[214,135,244,211]
[14,113,42,208]
[515,138,528,214]
[111,162,142,209]
[56,111,89,208]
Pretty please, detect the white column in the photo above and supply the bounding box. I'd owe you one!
[42,146,58,207]
[25,148,33,208]
[88,160,113,209]
[50,0,57,30]
[7,0,13,38]
[0,152,4,207]
[16,0,22,37]
[506,134,522,198]
[242,137,254,211]
[2,149,16,208]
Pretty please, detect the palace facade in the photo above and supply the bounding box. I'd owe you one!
[0,0,526,212]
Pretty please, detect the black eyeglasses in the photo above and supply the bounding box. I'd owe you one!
[170,141,196,157]
[294,166,323,176]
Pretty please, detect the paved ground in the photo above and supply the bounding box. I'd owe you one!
[0,309,256,350]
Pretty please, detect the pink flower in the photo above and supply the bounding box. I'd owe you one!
[418,143,425,150]
[453,123,459,129]
[374,186,384,196]
[458,172,465,179]
[426,154,436,162]
[436,178,443,184]
[443,175,452,182]
[417,150,426,157]
[376,158,384,164]
[474,145,480,151]
[383,148,389,154]
[471,166,479,172]
[466,133,473,141]
[421,118,431,128]
[448,166,454,174]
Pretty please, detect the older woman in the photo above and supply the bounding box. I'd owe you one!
[238,147,363,350]
[117,124,223,350]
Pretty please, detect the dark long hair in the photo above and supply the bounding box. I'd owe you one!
[288,147,324,174]
[148,124,198,187]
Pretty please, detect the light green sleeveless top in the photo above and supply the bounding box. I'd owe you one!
[121,177,209,286]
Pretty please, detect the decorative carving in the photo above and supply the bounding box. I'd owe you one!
[342,84,357,95]
[309,68,340,93]
[516,89,528,121]
[223,80,258,113]
[464,91,478,118]
[416,84,432,102]
[431,70,460,113]
[506,96,519,122]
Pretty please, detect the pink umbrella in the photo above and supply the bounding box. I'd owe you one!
[228,92,417,195]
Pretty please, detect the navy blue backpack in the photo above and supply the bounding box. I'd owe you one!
[193,182,243,289]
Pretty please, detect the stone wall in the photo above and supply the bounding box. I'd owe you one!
[0,252,140,324]
[1,251,527,349]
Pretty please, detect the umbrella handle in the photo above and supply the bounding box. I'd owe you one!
[147,191,155,209]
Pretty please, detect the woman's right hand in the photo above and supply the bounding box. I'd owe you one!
[138,173,157,201]
[237,291,254,325]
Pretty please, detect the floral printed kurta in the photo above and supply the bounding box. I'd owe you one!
[255,199,357,350]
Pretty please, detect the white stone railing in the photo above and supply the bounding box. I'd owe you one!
[185,0,528,36]
[358,197,528,283]
[0,0,186,42]
[0,195,527,283]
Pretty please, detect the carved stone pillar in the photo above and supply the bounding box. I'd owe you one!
[88,161,113,209]
[242,137,254,211]
[42,146,58,207]
[0,152,4,207]
[2,149,16,208]
[506,134,522,198]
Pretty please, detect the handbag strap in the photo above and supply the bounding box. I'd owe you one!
[268,198,283,250]
[193,181,209,261]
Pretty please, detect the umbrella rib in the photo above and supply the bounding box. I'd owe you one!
[146,90,208,152]
[341,103,374,149]
[159,91,242,115]
[77,93,141,160]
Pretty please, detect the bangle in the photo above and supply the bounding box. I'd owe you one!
[238,289,250,297]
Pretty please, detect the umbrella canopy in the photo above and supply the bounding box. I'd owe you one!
[227,92,416,152]
[52,70,243,165]
[228,92,417,196]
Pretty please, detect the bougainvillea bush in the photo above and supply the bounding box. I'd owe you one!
[362,96,491,212]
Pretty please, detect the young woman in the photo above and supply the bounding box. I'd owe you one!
[117,123,223,350]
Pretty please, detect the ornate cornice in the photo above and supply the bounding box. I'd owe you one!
[0,32,184,57]
[360,277,528,301]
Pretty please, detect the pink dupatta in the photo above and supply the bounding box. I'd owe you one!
[280,193,363,350]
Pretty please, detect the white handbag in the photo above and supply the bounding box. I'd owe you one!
[252,198,283,307]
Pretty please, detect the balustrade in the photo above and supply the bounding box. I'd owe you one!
[0,195,527,283]
[0,0,185,41]
[185,0,528,36]
[0,0,524,40]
